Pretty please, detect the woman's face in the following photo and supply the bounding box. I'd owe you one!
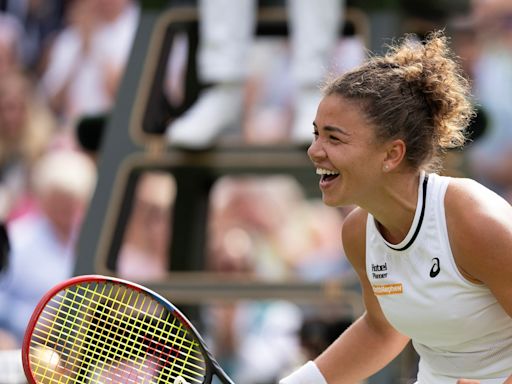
[307,94,387,207]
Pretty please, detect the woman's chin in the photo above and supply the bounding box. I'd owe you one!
[321,194,344,207]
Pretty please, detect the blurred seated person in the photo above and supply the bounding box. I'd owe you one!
[166,0,344,148]
[0,71,57,221]
[117,171,175,281]
[0,149,96,344]
[40,0,139,123]
[0,13,24,78]
[462,0,512,198]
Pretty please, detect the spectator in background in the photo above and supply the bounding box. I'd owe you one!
[117,171,175,281]
[205,176,305,383]
[0,149,96,344]
[91,0,140,106]
[462,0,512,199]
[166,0,344,148]
[207,176,308,279]
[0,71,57,221]
[1,0,65,73]
[39,0,103,120]
[40,0,139,124]
[0,13,24,78]
[204,176,353,383]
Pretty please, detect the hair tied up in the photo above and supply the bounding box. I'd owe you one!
[321,30,474,172]
[376,62,400,69]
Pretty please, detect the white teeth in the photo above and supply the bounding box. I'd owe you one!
[316,168,340,176]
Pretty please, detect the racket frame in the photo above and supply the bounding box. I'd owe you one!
[22,274,235,384]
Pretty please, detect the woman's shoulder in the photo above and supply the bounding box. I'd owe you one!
[444,176,512,283]
[445,176,512,225]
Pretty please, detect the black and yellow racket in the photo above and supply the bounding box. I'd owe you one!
[22,275,235,384]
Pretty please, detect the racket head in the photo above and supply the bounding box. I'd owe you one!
[22,275,216,384]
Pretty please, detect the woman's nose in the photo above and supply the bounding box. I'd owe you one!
[307,138,325,162]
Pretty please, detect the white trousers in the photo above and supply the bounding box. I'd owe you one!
[198,0,344,86]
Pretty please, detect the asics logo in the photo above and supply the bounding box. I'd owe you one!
[430,257,440,278]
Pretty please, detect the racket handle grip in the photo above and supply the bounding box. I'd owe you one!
[279,361,328,384]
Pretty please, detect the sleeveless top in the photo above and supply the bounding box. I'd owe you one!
[365,172,512,383]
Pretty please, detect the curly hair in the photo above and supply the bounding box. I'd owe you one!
[322,31,475,172]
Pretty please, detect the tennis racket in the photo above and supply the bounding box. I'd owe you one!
[22,275,235,384]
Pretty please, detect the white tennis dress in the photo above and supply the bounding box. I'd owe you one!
[365,172,512,383]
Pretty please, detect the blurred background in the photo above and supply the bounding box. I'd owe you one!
[0,0,511,383]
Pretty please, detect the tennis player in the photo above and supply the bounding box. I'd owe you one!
[280,31,512,383]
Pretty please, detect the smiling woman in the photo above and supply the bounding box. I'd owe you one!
[309,94,388,208]
[280,31,512,384]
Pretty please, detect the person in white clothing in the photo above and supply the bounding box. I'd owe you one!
[166,0,344,148]
[0,149,97,345]
[279,31,512,383]
[40,0,139,123]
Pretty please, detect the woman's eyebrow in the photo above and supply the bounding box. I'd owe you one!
[313,122,349,136]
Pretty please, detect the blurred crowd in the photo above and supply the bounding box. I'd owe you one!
[0,0,136,351]
[0,0,512,382]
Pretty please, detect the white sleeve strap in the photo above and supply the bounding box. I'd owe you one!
[279,361,328,384]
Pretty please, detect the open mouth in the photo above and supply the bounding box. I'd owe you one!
[316,168,340,183]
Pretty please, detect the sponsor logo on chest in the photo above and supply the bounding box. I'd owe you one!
[371,262,403,295]
[371,262,388,279]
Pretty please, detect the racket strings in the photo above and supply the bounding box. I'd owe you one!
[28,282,207,383]
[31,284,204,382]
[66,288,203,382]
[30,312,205,383]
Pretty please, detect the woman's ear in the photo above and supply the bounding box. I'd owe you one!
[382,139,406,172]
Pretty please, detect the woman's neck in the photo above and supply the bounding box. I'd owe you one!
[366,171,422,245]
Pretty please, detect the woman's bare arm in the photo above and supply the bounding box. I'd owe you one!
[315,208,410,383]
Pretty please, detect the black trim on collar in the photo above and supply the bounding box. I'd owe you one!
[385,174,429,251]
